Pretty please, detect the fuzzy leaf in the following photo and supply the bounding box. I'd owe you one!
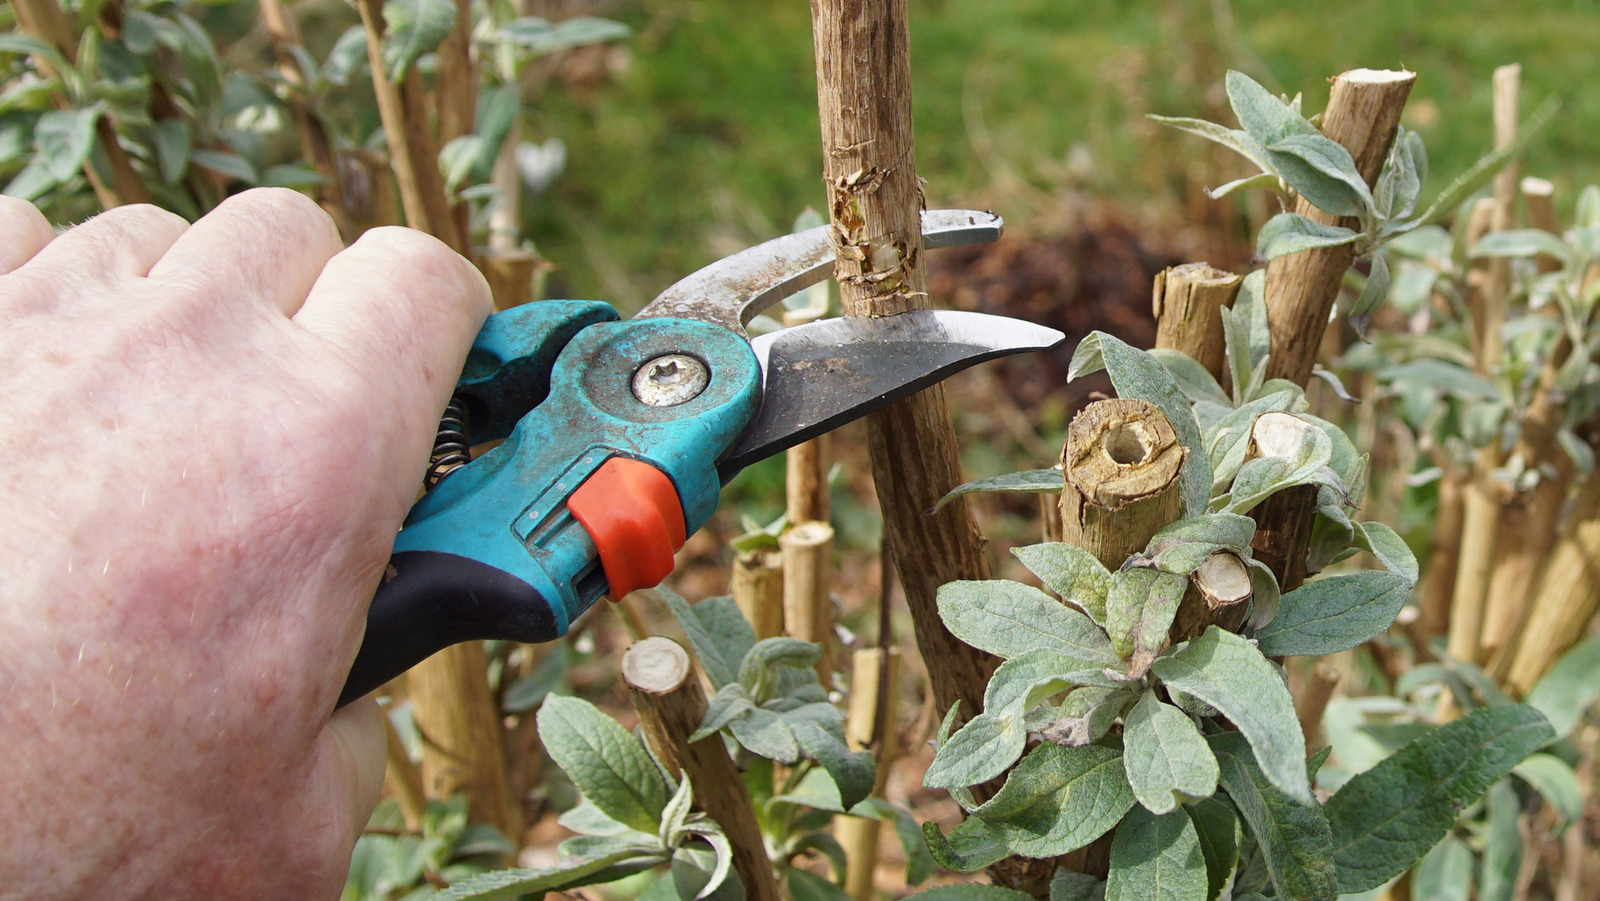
[1472,228,1574,267]
[1525,633,1600,739]
[1149,348,1232,407]
[1479,781,1522,901]
[1069,331,1212,515]
[727,707,798,763]
[1256,213,1361,260]
[786,868,852,901]
[1152,629,1309,803]
[1105,569,1188,673]
[924,709,1028,791]
[1254,571,1411,657]
[538,696,671,834]
[937,579,1119,664]
[35,106,101,182]
[1039,687,1138,748]
[664,591,755,690]
[1351,521,1419,583]
[1012,543,1114,623]
[1050,870,1107,901]
[934,468,1063,513]
[1123,692,1219,814]
[1513,753,1583,833]
[1349,254,1390,341]
[1207,171,1282,200]
[1105,807,1208,901]
[1210,733,1337,901]
[1325,704,1554,893]
[1205,390,1301,489]
[786,703,875,810]
[497,15,630,56]
[691,684,756,742]
[976,744,1135,860]
[1186,797,1240,901]
[1142,513,1257,575]
[1379,359,1500,401]
[1226,70,1318,147]
[433,847,666,899]
[1411,836,1472,901]
[1266,132,1374,219]
[382,0,457,82]
[1147,113,1273,174]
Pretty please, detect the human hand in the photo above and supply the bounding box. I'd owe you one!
[0,189,491,898]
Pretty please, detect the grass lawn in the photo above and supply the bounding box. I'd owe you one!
[526,0,1600,307]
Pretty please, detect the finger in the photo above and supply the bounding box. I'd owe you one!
[295,226,491,497]
[19,203,188,281]
[0,196,55,273]
[148,187,342,317]
[320,697,387,843]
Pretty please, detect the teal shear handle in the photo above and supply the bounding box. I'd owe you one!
[339,302,761,706]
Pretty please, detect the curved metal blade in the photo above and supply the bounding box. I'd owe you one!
[717,310,1065,478]
[636,209,1002,336]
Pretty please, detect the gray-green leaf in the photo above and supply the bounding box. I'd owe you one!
[1265,132,1374,220]
[34,106,100,182]
[1349,254,1390,341]
[1410,835,1472,901]
[1253,571,1411,657]
[538,695,670,834]
[1123,692,1219,814]
[975,744,1136,860]
[1105,568,1188,674]
[1152,628,1309,803]
[1226,70,1318,147]
[1325,704,1555,893]
[1211,732,1337,901]
[935,468,1063,513]
[664,591,755,689]
[382,0,457,82]
[1105,806,1208,901]
[1186,797,1240,901]
[1012,542,1114,623]
[1257,213,1361,261]
[937,579,1119,664]
[433,846,666,899]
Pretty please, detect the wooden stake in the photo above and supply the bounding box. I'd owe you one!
[1294,662,1342,754]
[810,0,997,721]
[480,249,538,311]
[1153,262,1243,385]
[383,710,429,832]
[1040,489,1065,543]
[1504,473,1600,695]
[1059,398,1185,571]
[839,647,902,901]
[732,549,785,640]
[781,521,836,683]
[1448,66,1523,668]
[1251,69,1414,592]
[1523,176,1563,273]
[407,643,522,851]
[622,637,781,901]
[786,432,832,524]
[355,0,470,257]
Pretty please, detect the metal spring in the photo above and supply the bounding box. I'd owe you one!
[425,394,472,489]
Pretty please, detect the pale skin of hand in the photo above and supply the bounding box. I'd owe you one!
[0,188,491,898]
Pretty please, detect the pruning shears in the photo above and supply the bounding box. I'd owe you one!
[338,210,1065,706]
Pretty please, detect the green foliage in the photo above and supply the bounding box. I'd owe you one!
[345,797,516,900]
[1325,704,1554,893]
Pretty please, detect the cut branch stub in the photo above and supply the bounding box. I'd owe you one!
[1171,551,1253,641]
[1153,262,1243,385]
[621,637,781,901]
[1262,69,1415,386]
[1059,398,1185,571]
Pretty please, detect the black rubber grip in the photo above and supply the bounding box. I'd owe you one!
[338,551,560,708]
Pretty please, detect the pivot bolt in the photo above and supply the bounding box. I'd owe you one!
[632,354,709,407]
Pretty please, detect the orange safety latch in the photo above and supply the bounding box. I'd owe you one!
[567,457,686,600]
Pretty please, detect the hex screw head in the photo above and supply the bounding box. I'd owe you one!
[632,354,709,407]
